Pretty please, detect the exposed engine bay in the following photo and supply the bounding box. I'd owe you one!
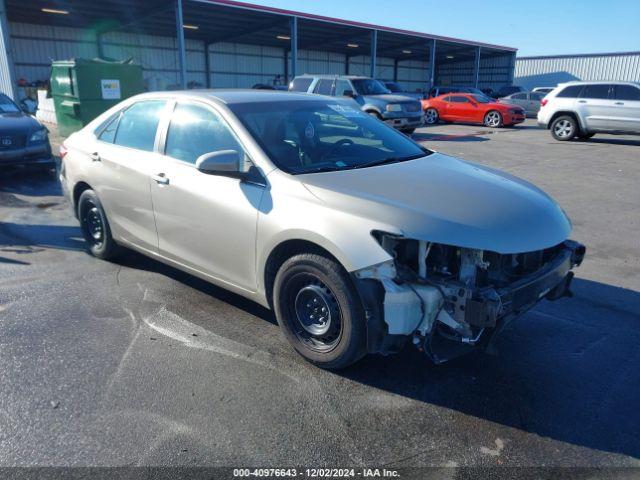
[354,232,586,363]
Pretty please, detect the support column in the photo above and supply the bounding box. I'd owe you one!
[284,50,289,84]
[428,39,436,89]
[370,29,378,78]
[474,46,481,88]
[0,0,17,100]
[508,52,516,84]
[175,0,187,89]
[204,43,211,88]
[393,59,398,82]
[97,32,105,59]
[290,16,298,79]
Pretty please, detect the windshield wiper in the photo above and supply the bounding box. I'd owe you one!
[350,152,428,170]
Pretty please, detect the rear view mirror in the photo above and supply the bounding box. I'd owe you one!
[196,150,241,176]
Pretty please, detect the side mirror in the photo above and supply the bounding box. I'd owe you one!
[196,150,241,176]
[343,89,355,98]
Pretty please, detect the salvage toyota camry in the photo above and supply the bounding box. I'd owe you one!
[60,90,585,369]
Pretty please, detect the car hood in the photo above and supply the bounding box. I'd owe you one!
[299,153,571,254]
[364,93,419,103]
[0,112,42,135]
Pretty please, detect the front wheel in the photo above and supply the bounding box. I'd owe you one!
[550,115,578,141]
[273,253,367,370]
[484,110,503,128]
[424,108,439,125]
[78,189,120,260]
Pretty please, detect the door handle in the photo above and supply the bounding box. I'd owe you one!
[615,102,624,105]
[90,152,101,162]
[152,173,170,185]
[577,100,587,103]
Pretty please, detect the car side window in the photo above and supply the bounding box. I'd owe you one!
[314,79,334,96]
[290,77,313,92]
[165,102,245,167]
[614,85,640,101]
[114,100,166,152]
[512,93,527,100]
[556,85,583,98]
[450,96,469,103]
[98,113,121,143]
[334,80,353,96]
[530,92,544,101]
[580,84,611,99]
[442,96,452,102]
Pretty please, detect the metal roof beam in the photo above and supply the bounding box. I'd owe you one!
[206,18,287,44]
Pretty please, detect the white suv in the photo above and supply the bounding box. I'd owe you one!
[537,81,640,141]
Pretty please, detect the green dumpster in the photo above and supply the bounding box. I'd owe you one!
[50,58,144,136]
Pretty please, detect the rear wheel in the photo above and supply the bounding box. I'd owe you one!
[484,110,503,128]
[78,190,120,260]
[424,108,439,125]
[368,111,382,120]
[551,115,578,141]
[273,253,367,370]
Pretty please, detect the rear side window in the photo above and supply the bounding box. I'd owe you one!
[290,77,313,92]
[613,85,640,101]
[165,102,244,165]
[114,100,166,152]
[556,85,583,98]
[314,79,334,95]
[98,113,120,143]
[511,93,527,99]
[450,96,469,103]
[442,96,452,102]
[334,79,353,96]
[530,92,545,101]
[580,84,611,99]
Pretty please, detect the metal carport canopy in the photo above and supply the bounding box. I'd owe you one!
[2,0,516,90]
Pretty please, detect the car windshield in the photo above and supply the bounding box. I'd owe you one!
[0,94,20,113]
[352,79,390,95]
[471,94,493,103]
[385,82,403,93]
[230,100,431,175]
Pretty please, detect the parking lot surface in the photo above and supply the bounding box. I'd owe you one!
[1,119,639,468]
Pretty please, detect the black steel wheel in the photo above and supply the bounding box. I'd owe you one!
[273,253,367,369]
[78,189,119,260]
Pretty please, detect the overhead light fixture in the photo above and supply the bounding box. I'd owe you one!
[402,50,412,54]
[446,55,455,59]
[347,43,359,48]
[41,7,69,14]
[183,24,199,30]
[276,35,291,40]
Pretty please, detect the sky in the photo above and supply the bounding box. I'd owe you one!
[243,0,640,57]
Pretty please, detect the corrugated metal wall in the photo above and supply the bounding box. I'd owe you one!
[211,42,284,88]
[436,53,512,90]
[0,0,17,98]
[515,53,640,89]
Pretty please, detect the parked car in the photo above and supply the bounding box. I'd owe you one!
[423,93,526,127]
[290,75,423,134]
[427,86,485,98]
[495,85,524,98]
[481,87,496,98]
[383,81,425,100]
[499,91,546,116]
[538,81,640,141]
[532,87,554,94]
[0,92,54,172]
[60,90,584,369]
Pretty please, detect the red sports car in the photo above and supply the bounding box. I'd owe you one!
[421,93,525,127]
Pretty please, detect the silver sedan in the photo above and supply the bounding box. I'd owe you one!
[60,90,584,369]
[499,91,546,116]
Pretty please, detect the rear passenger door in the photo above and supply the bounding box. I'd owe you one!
[91,100,167,252]
[610,84,640,132]
[576,84,615,131]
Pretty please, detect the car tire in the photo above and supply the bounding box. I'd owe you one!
[368,111,382,120]
[550,115,578,141]
[484,110,503,128]
[577,132,595,140]
[78,189,120,260]
[273,253,367,370]
[424,108,439,125]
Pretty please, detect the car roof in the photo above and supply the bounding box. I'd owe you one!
[127,89,323,105]
[558,80,640,87]
[294,75,370,80]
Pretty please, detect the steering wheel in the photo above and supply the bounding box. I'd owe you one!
[321,138,354,161]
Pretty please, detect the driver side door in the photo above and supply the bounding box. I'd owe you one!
[149,100,265,292]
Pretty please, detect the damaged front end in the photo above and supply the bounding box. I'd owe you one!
[353,232,586,363]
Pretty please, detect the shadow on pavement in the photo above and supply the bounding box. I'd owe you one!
[339,277,640,460]
[412,132,489,142]
[0,222,85,253]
